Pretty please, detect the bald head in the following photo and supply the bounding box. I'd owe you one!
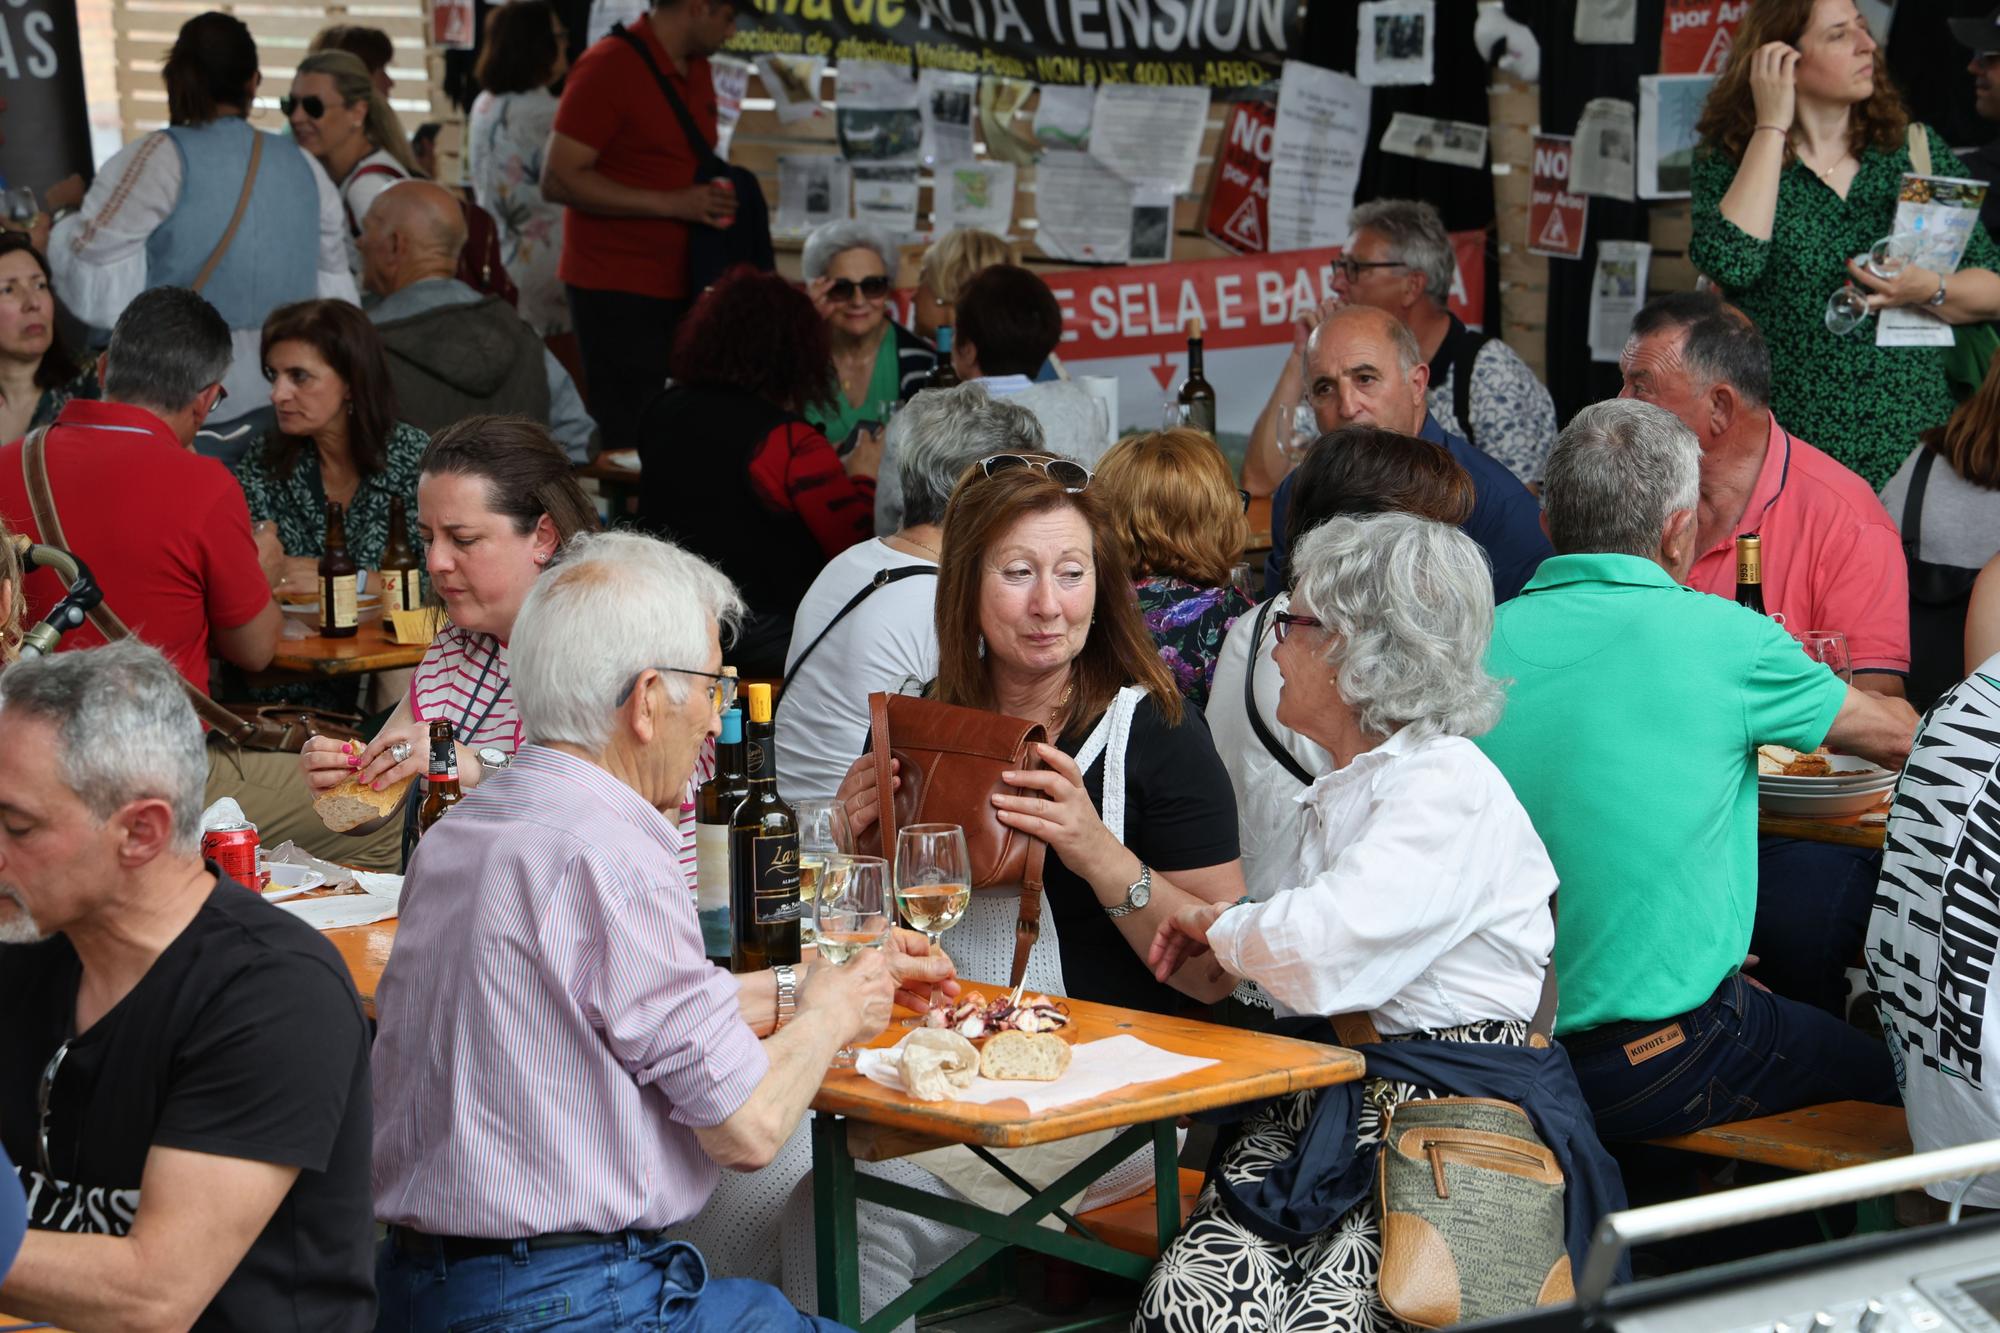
[1303,302,1430,436]
[357,180,466,297]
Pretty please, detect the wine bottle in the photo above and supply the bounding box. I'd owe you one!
[695,698,748,966]
[925,327,961,391]
[1177,316,1217,436]
[416,718,461,835]
[729,683,800,973]
[318,500,359,639]
[1735,535,1767,615]
[380,497,422,615]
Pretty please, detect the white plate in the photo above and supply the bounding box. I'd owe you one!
[262,864,326,902]
[1758,787,1893,817]
[1755,753,1890,784]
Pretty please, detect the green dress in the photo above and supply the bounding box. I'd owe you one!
[1690,123,2000,488]
[28,366,100,430]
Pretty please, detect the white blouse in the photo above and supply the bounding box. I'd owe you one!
[1205,727,1556,1035]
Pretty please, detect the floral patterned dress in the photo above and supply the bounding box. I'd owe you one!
[469,87,569,338]
[1135,575,1254,710]
[28,366,101,431]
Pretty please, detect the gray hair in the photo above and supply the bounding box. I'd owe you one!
[1350,198,1456,305]
[102,286,232,414]
[1290,513,1505,742]
[511,530,746,752]
[1309,303,1424,377]
[1544,399,1702,558]
[1629,289,1772,410]
[0,640,209,853]
[802,220,899,282]
[893,382,1044,527]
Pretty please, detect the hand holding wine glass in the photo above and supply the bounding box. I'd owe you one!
[894,823,971,1022]
[794,797,853,946]
[814,854,892,1065]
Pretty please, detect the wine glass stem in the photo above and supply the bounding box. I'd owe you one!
[926,929,943,1012]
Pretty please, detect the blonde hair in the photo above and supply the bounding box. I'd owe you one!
[918,229,1017,308]
[1094,429,1249,589]
[0,521,26,667]
[296,49,423,178]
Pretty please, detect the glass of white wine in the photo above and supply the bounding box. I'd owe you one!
[814,854,891,1065]
[794,798,853,948]
[894,823,971,1024]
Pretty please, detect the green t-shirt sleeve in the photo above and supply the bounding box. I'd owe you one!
[1690,146,1772,290]
[1741,613,1849,753]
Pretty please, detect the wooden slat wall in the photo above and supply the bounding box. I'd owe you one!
[1649,200,1698,294]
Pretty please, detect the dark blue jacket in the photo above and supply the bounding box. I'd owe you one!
[1212,1034,1629,1282]
[1263,413,1552,601]
[0,1141,24,1285]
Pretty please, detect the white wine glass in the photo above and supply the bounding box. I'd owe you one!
[894,823,971,1024]
[794,798,853,948]
[814,854,891,1066]
[1825,233,1918,336]
[1800,629,1853,684]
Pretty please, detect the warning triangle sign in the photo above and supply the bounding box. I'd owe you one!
[1536,207,1572,252]
[1223,195,1264,250]
[1698,25,1734,73]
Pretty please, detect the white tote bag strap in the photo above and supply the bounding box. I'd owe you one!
[1072,685,1145,845]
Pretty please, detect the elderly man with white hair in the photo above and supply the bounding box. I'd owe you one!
[1476,398,1918,1143]
[801,220,936,453]
[369,530,956,1332]
[0,641,374,1331]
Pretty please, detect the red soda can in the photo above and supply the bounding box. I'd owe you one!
[202,820,261,889]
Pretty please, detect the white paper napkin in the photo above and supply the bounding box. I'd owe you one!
[855,1033,1217,1114]
[276,872,403,930]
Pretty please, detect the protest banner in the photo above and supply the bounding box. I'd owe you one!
[1660,0,1747,75]
[1204,102,1277,253]
[1529,135,1589,260]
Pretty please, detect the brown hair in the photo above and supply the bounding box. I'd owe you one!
[0,519,24,667]
[310,23,394,75]
[1695,0,1908,164]
[1094,429,1248,588]
[1924,348,2000,489]
[0,234,82,392]
[163,11,259,126]
[1284,426,1475,586]
[419,416,601,546]
[934,458,1180,732]
[476,1,561,94]
[260,299,401,480]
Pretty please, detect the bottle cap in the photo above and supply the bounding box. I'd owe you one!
[719,708,743,744]
[746,681,773,723]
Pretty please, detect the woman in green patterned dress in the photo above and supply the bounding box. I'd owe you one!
[1691,0,2000,487]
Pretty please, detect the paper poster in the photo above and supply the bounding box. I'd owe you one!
[934,160,1017,235]
[1379,113,1488,169]
[979,76,1041,168]
[1033,86,1095,151]
[1267,60,1369,252]
[1357,0,1435,87]
[1131,190,1176,263]
[852,165,919,237]
[1573,97,1636,201]
[1575,0,1637,44]
[775,155,850,236]
[1529,134,1589,260]
[1035,151,1135,263]
[836,60,922,163]
[1639,74,1714,199]
[1660,0,1743,76]
[1205,101,1276,254]
[1589,240,1652,360]
[711,57,752,162]
[432,0,475,49]
[757,54,826,124]
[1092,84,1210,193]
[918,70,977,166]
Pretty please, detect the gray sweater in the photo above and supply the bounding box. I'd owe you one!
[1879,443,2000,572]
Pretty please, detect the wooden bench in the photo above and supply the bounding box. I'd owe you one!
[1074,1167,1205,1258]
[1649,1101,1910,1172]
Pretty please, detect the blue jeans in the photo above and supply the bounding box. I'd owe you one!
[1753,836,1880,1017]
[1561,972,1899,1142]
[374,1230,849,1332]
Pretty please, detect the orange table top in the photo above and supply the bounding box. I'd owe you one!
[1757,791,1890,851]
[265,619,427,678]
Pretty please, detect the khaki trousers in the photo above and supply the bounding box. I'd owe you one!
[206,745,404,872]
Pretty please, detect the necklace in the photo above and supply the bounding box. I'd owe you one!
[895,532,940,558]
[1048,681,1074,730]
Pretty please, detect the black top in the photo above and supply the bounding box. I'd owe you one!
[1051,692,1240,1014]
[0,873,375,1331]
[1965,136,2000,239]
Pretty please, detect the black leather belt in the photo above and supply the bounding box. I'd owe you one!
[389,1225,666,1264]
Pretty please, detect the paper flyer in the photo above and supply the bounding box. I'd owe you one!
[918,69,977,166]
[757,54,826,124]
[852,165,919,237]
[1529,134,1588,260]
[1638,74,1714,199]
[1035,150,1135,264]
[978,76,1041,168]
[1572,97,1637,201]
[775,155,850,237]
[1878,174,1989,348]
[935,160,1017,236]
[1379,113,1488,170]
[1033,85,1095,151]
[1092,84,1210,193]
[711,57,752,162]
[1575,0,1637,44]
[1357,0,1435,87]
[1267,60,1368,252]
[1589,240,1652,360]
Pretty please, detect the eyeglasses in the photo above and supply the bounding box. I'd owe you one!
[38,1036,72,1182]
[615,666,738,713]
[1271,611,1323,644]
[979,454,1092,492]
[280,94,331,119]
[827,276,891,303]
[1332,258,1407,282]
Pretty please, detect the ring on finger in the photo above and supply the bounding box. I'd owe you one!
[389,740,413,765]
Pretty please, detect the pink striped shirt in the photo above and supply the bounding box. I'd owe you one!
[409,625,522,754]
[371,745,768,1236]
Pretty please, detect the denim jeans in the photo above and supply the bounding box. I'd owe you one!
[1561,972,1899,1142]
[1753,836,1880,1017]
[374,1230,849,1332]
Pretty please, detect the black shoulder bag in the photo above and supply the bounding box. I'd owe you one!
[781,565,937,695]
[611,26,775,291]
[1901,445,1984,711]
[1245,598,1315,786]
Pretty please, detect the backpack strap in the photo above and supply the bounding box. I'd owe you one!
[341,161,409,236]
[1901,443,1938,566]
[610,25,723,174]
[781,564,936,695]
[1245,598,1316,786]
[1435,316,1492,450]
[1908,122,1932,177]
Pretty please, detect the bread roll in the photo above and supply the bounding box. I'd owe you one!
[979,1030,1071,1082]
[314,772,415,832]
[901,1029,979,1101]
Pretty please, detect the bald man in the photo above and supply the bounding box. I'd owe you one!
[359,182,598,460]
[1261,304,1550,600]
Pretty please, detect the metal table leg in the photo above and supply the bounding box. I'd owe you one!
[811,1111,861,1326]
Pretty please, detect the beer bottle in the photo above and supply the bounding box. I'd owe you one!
[1735,535,1767,615]
[695,695,748,966]
[417,718,461,835]
[1177,316,1217,436]
[318,500,360,639]
[925,327,961,391]
[729,683,800,972]
[380,497,422,615]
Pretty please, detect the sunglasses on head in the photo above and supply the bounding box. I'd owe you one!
[828,276,891,303]
[979,454,1092,492]
[280,94,335,119]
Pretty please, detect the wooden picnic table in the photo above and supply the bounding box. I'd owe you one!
[579,453,642,521]
[325,916,398,1018]
[263,620,427,679]
[1757,807,1888,850]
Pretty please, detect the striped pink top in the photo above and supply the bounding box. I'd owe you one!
[371,745,768,1236]
[408,625,521,754]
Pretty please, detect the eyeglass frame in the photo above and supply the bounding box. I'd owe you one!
[978,453,1093,492]
[1271,610,1324,644]
[826,275,891,304]
[1332,257,1409,283]
[614,666,738,713]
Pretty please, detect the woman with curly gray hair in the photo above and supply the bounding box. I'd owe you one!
[800,219,935,451]
[1139,511,1582,1333]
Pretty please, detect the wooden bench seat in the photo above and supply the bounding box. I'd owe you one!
[1649,1101,1910,1173]
[1075,1168,1205,1258]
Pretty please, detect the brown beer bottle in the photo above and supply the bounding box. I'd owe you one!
[1178,316,1217,436]
[1735,535,1767,615]
[318,500,359,639]
[380,497,422,615]
[417,718,461,835]
[925,327,961,391]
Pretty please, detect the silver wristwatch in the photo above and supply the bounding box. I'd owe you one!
[772,963,798,1032]
[1105,863,1153,919]
[477,746,512,774]
[1929,274,1950,307]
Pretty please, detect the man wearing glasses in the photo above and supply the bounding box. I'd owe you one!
[1953,7,2000,237]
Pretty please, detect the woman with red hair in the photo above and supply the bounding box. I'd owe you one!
[637,266,880,675]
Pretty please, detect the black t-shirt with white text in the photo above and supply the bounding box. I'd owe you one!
[0,874,374,1330]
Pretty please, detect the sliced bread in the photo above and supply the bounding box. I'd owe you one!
[314,772,415,832]
[978,1029,1071,1082]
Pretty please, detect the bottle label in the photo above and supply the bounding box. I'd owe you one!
[1736,551,1760,584]
[752,832,800,923]
[695,822,731,911]
[386,570,421,614]
[323,574,358,629]
[745,735,768,778]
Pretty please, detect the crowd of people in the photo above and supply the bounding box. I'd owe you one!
[4,0,2000,1328]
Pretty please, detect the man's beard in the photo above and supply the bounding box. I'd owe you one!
[0,885,49,945]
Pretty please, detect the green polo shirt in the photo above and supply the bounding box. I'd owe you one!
[1475,553,1847,1034]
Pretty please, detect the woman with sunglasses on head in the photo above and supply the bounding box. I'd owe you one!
[288,49,427,277]
[800,219,935,453]
[637,267,881,676]
[0,234,98,447]
[43,13,355,464]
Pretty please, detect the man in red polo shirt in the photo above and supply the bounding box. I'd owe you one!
[543,0,743,455]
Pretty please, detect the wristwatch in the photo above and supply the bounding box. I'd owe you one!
[772,963,798,1032]
[1105,863,1153,919]
[1929,273,1950,307]
[477,746,512,774]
